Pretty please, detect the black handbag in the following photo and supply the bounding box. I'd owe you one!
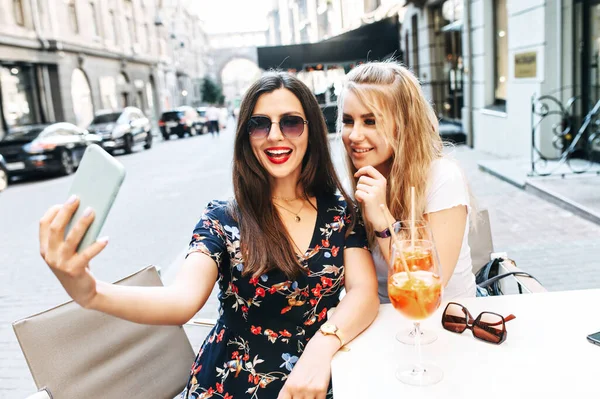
[475,258,541,296]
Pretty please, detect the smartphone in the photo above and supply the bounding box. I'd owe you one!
[587,331,600,346]
[65,144,126,252]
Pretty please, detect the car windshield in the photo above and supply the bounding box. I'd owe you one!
[198,110,206,117]
[91,113,121,124]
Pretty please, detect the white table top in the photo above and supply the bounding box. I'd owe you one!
[332,290,600,398]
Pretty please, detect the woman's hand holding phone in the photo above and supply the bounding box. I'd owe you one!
[39,195,109,308]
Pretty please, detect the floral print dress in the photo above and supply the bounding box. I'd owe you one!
[181,193,367,399]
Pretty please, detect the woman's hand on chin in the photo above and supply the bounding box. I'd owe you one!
[354,166,390,231]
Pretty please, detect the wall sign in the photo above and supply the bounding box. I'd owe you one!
[515,51,537,78]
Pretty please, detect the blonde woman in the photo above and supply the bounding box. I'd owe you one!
[338,61,476,301]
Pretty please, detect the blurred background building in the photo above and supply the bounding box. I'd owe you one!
[1,0,598,164]
[259,0,600,164]
[0,0,207,139]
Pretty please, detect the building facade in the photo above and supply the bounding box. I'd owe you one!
[401,0,600,161]
[0,0,207,139]
[267,0,404,46]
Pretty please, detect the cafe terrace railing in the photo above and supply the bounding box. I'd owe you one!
[530,92,600,177]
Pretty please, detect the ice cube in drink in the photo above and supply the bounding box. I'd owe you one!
[387,271,442,320]
[393,247,433,273]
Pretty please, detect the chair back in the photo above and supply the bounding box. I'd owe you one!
[13,266,194,399]
[469,209,494,275]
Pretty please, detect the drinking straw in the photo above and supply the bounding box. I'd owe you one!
[379,204,413,281]
[410,186,415,249]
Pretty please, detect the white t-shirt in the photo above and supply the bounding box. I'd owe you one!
[206,107,220,121]
[373,157,476,302]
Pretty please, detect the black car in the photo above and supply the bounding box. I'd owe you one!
[88,107,153,154]
[0,154,8,192]
[0,123,102,177]
[159,106,203,140]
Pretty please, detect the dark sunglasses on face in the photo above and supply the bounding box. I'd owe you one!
[441,302,516,344]
[247,115,308,139]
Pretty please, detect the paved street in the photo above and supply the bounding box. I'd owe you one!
[2,124,600,398]
[0,126,235,397]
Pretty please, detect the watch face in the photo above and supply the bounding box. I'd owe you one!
[321,323,336,334]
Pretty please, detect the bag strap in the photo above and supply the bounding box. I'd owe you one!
[477,270,542,289]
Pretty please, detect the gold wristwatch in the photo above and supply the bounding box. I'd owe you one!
[319,322,345,347]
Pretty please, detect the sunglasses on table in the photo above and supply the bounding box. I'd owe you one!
[441,302,516,344]
[247,115,308,139]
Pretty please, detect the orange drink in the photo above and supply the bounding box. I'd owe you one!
[388,271,442,320]
[394,247,433,272]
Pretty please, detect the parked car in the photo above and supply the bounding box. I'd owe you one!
[159,106,203,140]
[88,107,153,154]
[0,123,102,177]
[0,154,8,192]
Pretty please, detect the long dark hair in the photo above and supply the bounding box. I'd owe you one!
[232,71,355,278]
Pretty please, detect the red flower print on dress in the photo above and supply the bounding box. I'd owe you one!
[241,305,249,313]
[216,329,225,343]
[250,325,262,335]
[230,283,239,294]
[192,364,202,375]
[231,351,239,359]
[243,353,250,361]
[268,286,277,294]
[311,283,323,297]
[207,387,214,395]
[216,382,224,393]
[255,287,266,297]
[333,215,341,222]
[318,307,328,321]
[279,330,292,337]
[331,246,339,257]
[254,375,261,384]
[224,394,233,399]
[249,277,259,286]
[321,276,333,287]
[309,298,318,306]
[321,239,330,247]
[281,306,292,314]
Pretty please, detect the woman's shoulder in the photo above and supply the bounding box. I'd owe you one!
[429,157,464,178]
[426,157,470,212]
[428,156,468,189]
[202,199,234,221]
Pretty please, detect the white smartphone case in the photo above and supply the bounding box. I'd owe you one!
[65,144,126,252]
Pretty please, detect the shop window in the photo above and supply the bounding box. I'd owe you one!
[13,0,25,26]
[1,65,40,128]
[493,0,508,109]
[71,69,94,127]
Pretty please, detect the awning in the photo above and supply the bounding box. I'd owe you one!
[257,15,400,71]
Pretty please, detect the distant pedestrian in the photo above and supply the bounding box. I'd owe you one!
[206,105,220,136]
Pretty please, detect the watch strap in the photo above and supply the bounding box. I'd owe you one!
[374,220,401,238]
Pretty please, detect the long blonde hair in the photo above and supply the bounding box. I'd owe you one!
[337,61,444,246]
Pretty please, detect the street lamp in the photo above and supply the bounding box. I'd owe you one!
[182,90,188,96]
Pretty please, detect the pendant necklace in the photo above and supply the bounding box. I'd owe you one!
[273,200,305,223]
